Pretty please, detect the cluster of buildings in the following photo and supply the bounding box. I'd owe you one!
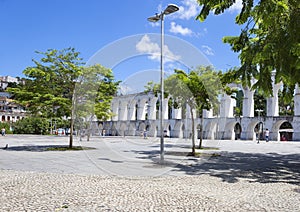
[0,76,26,124]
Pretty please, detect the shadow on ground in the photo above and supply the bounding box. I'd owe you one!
[3,145,94,152]
[133,149,300,185]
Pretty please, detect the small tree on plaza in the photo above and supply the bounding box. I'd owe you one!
[74,64,120,141]
[8,48,119,147]
[164,66,224,154]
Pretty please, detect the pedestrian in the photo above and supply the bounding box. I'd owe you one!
[1,127,5,136]
[143,130,147,139]
[265,128,270,142]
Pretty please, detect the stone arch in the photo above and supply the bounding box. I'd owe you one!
[204,121,218,140]
[98,123,104,135]
[173,121,182,138]
[136,97,148,120]
[164,123,171,137]
[272,120,294,141]
[127,122,136,136]
[279,121,293,141]
[224,121,240,140]
[182,123,189,139]
[135,103,138,121]
[197,124,201,139]
[156,99,160,120]
[245,120,262,141]
[119,122,127,136]
[111,101,118,121]
[168,98,173,120]
[228,83,245,117]
[137,122,146,136]
[111,123,118,136]
[127,99,137,120]
[234,122,242,140]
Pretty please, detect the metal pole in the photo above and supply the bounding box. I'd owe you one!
[160,13,165,162]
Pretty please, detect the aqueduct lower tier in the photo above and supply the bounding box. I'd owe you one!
[100,116,299,141]
[99,87,300,141]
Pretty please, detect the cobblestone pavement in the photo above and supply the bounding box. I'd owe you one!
[0,135,299,211]
[0,170,299,211]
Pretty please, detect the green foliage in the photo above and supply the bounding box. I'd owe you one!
[144,81,160,96]
[12,117,49,135]
[196,0,300,96]
[165,66,223,112]
[0,122,12,134]
[254,91,267,117]
[8,47,119,146]
[74,64,120,123]
[278,89,294,115]
[164,66,225,152]
[8,47,83,119]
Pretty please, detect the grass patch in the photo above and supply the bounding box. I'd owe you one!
[46,146,95,151]
[187,152,221,157]
[199,146,219,150]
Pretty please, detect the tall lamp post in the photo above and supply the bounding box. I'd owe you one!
[148,4,179,162]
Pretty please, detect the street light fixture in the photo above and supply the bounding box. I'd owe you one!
[147,4,179,162]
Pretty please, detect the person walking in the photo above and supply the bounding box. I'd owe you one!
[265,128,270,142]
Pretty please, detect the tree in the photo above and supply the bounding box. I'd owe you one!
[74,64,120,141]
[8,48,83,147]
[164,66,223,154]
[196,0,300,96]
[8,48,119,147]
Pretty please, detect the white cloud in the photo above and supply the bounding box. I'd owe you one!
[176,0,200,20]
[170,22,193,36]
[136,35,181,62]
[201,45,214,56]
[228,0,243,13]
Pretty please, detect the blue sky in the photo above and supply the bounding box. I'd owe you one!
[0,0,243,92]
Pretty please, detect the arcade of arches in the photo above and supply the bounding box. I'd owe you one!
[101,84,300,141]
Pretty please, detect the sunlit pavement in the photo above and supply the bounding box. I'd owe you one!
[0,134,299,180]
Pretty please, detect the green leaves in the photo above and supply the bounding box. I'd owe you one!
[74,64,120,122]
[197,0,300,96]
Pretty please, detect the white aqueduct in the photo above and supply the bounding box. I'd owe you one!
[99,81,300,142]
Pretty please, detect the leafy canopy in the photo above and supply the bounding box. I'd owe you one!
[196,0,300,96]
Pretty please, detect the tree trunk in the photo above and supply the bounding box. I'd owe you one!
[198,109,203,149]
[69,84,76,149]
[69,117,74,148]
[190,108,196,155]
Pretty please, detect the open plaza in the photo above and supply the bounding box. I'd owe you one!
[0,135,299,211]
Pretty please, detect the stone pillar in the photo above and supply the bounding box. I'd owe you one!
[294,84,300,116]
[267,72,282,116]
[118,102,128,121]
[203,109,213,118]
[111,100,118,121]
[147,97,158,120]
[162,98,169,120]
[137,100,147,120]
[293,84,300,141]
[127,101,136,121]
[172,107,182,119]
[186,104,191,119]
[243,86,254,117]
[220,94,235,118]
